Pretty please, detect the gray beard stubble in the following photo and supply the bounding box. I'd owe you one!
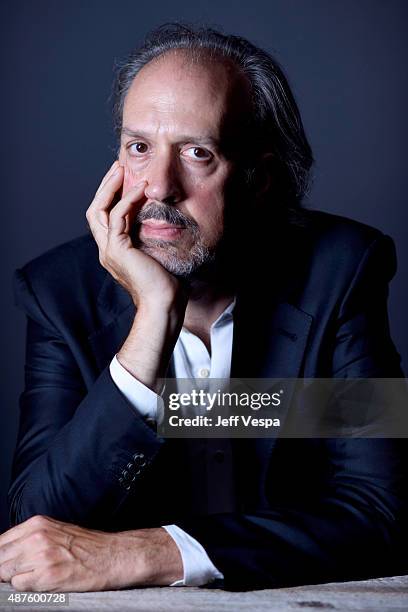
[134,202,216,277]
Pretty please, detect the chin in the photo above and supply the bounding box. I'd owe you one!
[139,243,193,276]
[141,241,215,279]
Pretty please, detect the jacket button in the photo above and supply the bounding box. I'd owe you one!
[119,476,131,491]
[133,453,147,469]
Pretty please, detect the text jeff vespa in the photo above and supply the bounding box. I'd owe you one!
[166,389,283,430]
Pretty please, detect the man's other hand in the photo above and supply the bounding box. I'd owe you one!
[0,515,183,592]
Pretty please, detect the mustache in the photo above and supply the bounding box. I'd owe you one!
[135,202,199,230]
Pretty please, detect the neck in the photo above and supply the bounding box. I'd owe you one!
[183,277,234,331]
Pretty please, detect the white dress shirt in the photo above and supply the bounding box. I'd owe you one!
[109,299,235,586]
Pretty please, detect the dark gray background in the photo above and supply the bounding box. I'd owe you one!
[1,0,407,533]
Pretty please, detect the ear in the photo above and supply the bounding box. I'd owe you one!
[253,153,274,199]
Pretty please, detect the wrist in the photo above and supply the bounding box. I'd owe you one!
[116,299,186,394]
[137,287,189,319]
[113,528,183,587]
[130,275,189,313]
[144,527,184,585]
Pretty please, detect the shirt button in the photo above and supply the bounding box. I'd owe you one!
[198,367,210,378]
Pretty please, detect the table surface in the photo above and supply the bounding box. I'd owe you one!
[1,575,408,612]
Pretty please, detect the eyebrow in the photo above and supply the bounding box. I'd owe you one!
[121,127,219,147]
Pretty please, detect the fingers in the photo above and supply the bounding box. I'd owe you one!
[87,162,149,285]
[95,160,120,196]
[86,164,124,249]
[0,525,22,549]
[0,517,72,586]
[0,516,59,549]
[0,553,34,582]
[90,165,124,220]
[108,180,147,237]
[0,520,32,548]
[0,533,27,568]
[11,570,36,592]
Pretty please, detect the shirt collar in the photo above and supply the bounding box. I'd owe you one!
[211,297,236,329]
[180,296,236,336]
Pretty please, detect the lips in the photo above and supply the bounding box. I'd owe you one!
[142,221,184,230]
[140,220,186,240]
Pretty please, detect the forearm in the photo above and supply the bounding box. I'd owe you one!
[177,497,399,589]
[176,438,408,589]
[0,516,183,591]
[117,298,186,394]
[111,527,184,587]
[8,368,164,528]
[10,283,186,527]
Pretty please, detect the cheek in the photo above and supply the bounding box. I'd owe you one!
[121,160,141,196]
[122,173,134,195]
[189,181,226,239]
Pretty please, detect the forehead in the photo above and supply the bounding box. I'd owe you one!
[122,51,251,141]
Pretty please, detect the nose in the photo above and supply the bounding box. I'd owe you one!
[144,150,183,205]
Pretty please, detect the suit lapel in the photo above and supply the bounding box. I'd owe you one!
[231,213,314,378]
[230,288,314,510]
[231,299,313,379]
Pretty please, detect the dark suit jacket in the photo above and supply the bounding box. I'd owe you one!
[8,209,408,590]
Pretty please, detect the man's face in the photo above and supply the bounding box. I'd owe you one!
[119,51,251,277]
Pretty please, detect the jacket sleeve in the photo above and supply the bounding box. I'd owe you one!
[175,235,408,589]
[8,268,164,529]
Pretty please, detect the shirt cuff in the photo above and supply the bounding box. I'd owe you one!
[109,354,162,420]
[163,524,224,586]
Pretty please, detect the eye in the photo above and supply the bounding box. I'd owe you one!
[183,146,213,161]
[128,142,149,156]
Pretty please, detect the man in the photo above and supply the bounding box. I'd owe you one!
[2,24,407,592]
